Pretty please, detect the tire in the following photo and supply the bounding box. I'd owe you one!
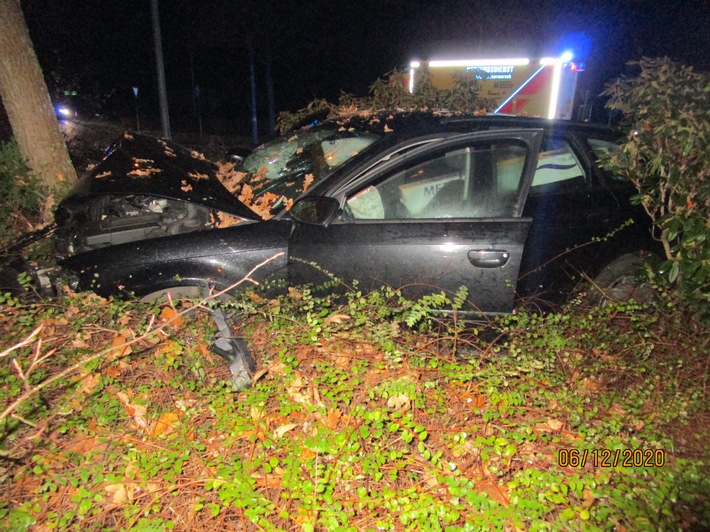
[141,286,256,390]
[590,252,656,304]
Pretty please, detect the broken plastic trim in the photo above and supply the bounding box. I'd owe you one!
[209,305,256,390]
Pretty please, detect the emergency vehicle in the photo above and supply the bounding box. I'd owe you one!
[405,53,582,119]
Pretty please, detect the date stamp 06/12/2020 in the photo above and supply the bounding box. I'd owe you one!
[558,448,667,468]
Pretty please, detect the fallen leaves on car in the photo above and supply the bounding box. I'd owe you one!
[211,211,244,228]
[190,150,207,160]
[187,171,209,180]
[128,158,162,178]
[238,184,254,206]
[215,161,246,195]
[180,180,193,192]
[95,171,112,179]
[158,139,177,157]
[302,173,314,192]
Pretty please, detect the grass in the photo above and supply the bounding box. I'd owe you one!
[0,285,708,531]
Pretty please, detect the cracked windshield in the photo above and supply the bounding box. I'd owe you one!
[235,126,380,219]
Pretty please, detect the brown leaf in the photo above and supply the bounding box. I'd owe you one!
[151,411,181,437]
[302,173,314,192]
[288,287,303,300]
[324,314,350,325]
[238,184,254,206]
[109,335,132,361]
[117,392,149,431]
[160,306,185,328]
[104,483,130,505]
[273,423,298,439]
[477,479,509,507]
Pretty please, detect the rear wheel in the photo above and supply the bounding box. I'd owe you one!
[590,252,656,304]
[141,286,255,390]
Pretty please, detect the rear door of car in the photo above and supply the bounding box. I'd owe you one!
[288,130,543,314]
[516,130,631,300]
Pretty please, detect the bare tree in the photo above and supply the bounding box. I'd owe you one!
[0,0,77,191]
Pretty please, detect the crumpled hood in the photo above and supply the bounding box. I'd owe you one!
[60,132,258,220]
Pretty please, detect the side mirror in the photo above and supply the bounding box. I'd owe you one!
[290,197,340,226]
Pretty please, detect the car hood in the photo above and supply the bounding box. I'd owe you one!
[61,132,259,220]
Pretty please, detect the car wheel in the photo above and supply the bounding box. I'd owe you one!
[590,252,656,304]
[140,286,256,390]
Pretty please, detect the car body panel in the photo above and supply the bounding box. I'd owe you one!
[290,219,531,313]
[60,220,291,298]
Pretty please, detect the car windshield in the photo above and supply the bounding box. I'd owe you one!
[233,125,380,219]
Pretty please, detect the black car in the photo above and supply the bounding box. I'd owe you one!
[53,112,656,386]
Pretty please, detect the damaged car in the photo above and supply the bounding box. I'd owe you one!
[50,112,656,387]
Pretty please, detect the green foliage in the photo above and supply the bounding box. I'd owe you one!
[0,138,48,241]
[0,284,707,530]
[601,57,710,317]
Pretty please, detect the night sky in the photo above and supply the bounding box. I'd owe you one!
[12,0,710,136]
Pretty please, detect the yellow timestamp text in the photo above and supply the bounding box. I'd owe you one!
[558,448,666,468]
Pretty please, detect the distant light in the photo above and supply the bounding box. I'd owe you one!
[410,61,421,69]
[56,106,72,117]
[560,51,573,62]
[428,58,530,67]
[548,61,563,119]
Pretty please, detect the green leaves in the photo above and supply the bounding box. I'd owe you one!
[602,57,710,318]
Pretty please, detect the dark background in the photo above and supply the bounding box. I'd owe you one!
[8,0,710,139]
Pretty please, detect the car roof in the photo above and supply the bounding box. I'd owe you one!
[306,110,620,141]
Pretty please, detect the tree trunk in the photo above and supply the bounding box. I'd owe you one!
[0,0,77,190]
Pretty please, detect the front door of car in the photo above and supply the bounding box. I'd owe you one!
[288,130,543,314]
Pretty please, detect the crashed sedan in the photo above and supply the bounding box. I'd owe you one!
[53,112,655,386]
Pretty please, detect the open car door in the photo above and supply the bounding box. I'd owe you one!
[288,129,543,314]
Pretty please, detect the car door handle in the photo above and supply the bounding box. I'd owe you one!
[468,249,510,268]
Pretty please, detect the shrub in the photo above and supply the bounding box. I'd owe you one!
[0,138,47,242]
[601,57,710,318]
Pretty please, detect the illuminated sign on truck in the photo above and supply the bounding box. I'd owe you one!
[406,53,582,119]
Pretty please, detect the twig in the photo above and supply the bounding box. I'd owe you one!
[0,325,42,359]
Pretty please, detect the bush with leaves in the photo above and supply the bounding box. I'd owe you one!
[601,57,710,318]
[0,138,48,242]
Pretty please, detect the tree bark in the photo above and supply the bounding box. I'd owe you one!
[0,0,77,189]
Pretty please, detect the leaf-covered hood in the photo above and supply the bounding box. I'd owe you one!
[60,132,259,220]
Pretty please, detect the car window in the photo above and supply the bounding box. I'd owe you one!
[237,127,380,218]
[343,139,529,220]
[587,137,619,159]
[531,138,585,189]
[587,137,625,182]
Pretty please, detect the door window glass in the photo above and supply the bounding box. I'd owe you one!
[531,138,585,189]
[343,140,529,220]
[587,137,625,182]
